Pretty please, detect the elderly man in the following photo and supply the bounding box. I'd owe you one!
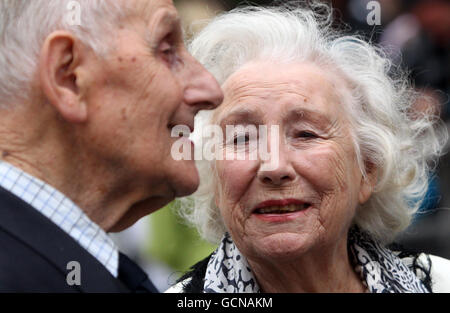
[0,0,223,292]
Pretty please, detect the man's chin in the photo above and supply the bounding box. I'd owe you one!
[109,162,200,232]
[173,177,199,198]
[109,196,174,232]
[170,163,200,197]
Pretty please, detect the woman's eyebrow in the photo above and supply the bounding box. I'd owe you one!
[284,107,332,126]
[219,108,263,127]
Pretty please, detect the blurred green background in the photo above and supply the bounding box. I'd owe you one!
[147,202,216,274]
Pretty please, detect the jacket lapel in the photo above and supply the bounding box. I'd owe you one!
[0,186,129,293]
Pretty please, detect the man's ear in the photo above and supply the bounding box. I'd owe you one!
[359,161,378,205]
[39,31,87,123]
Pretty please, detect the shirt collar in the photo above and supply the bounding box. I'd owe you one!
[0,161,119,277]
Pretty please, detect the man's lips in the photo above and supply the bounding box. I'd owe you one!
[168,123,194,133]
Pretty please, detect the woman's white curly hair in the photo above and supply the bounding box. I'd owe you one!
[178,2,448,245]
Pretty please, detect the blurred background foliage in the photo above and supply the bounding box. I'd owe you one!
[147,202,216,273]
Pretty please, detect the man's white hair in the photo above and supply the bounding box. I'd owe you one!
[0,0,126,107]
[178,3,448,244]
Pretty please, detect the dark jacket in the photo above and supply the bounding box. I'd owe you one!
[176,254,212,293]
[0,186,129,293]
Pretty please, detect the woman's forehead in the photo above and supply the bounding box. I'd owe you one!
[216,61,345,124]
[224,61,336,91]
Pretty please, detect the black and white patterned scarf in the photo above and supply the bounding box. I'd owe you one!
[203,227,430,293]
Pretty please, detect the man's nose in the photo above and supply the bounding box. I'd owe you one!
[183,58,224,111]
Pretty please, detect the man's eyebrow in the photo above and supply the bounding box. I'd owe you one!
[146,10,182,48]
[218,108,263,127]
[160,10,181,29]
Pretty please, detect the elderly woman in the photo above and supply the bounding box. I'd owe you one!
[167,4,450,293]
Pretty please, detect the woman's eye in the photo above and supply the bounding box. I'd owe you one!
[296,131,317,139]
[234,134,250,145]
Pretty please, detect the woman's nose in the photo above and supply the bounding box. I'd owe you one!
[257,157,296,186]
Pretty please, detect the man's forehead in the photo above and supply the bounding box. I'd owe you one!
[132,0,177,14]
[124,0,178,23]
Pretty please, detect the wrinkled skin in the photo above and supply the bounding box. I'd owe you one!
[0,0,223,232]
[77,0,223,230]
[213,61,374,292]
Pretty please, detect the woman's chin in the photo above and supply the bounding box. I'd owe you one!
[250,232,315,262]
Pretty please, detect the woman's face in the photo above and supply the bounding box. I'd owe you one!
[214,61,373,262]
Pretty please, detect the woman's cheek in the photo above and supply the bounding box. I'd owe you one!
[216,159,259,230]
[297,143,350,194]
[301,145,359,230]
[293,152,336,194]
[216,159,258,200]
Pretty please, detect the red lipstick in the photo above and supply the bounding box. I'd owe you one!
[252,198,311,223]
[254,198,306,209]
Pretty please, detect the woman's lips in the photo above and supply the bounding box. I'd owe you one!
[252,198,311,222]
[252,210,309,223]
[254,198,306,207]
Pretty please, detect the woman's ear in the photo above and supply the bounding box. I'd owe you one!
[39,31,88,123]
[359,162,378,205]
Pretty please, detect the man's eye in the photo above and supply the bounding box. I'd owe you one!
[159,42,174,61]
[159,40,176,64]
